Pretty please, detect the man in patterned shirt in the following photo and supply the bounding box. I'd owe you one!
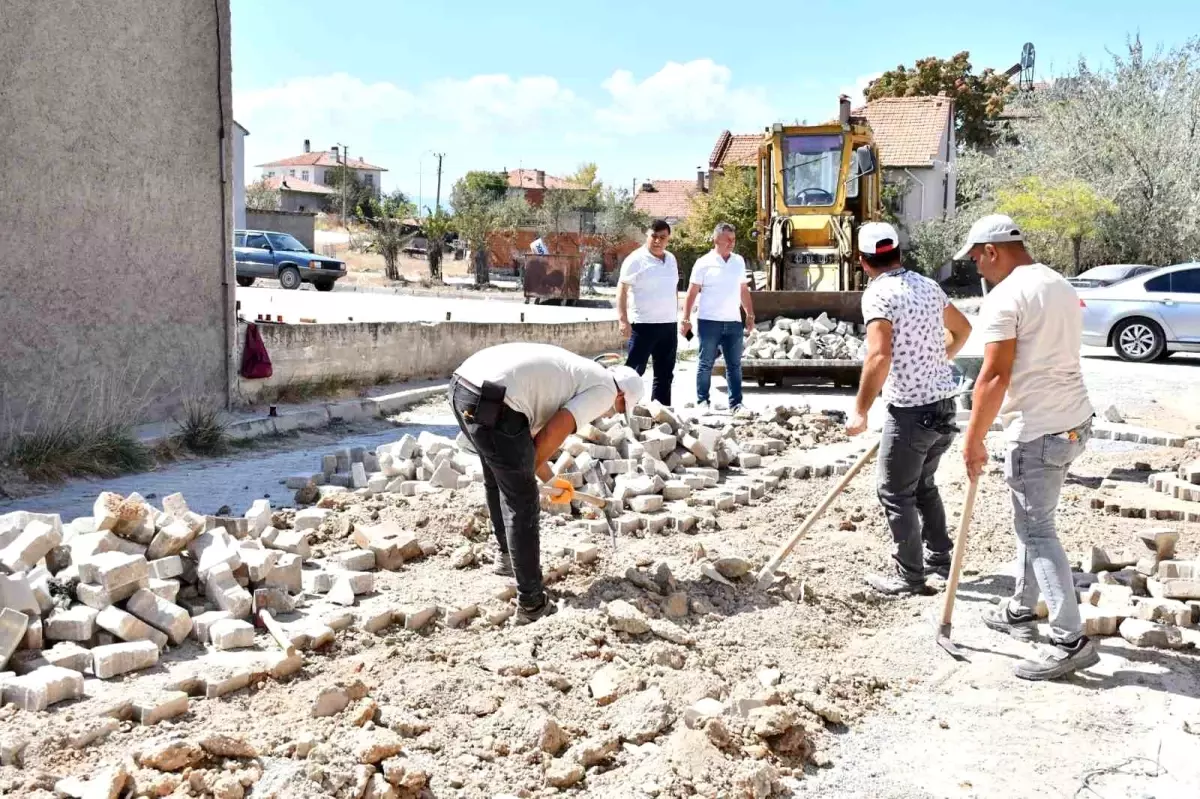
[847,222,973,595]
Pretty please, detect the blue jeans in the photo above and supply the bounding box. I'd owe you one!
[1004,418,1093,643]
[697,319,744,406]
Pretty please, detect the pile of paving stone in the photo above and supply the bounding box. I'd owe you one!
[743,313,868,362]
[1070,528,1200,649]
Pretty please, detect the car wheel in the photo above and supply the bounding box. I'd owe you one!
[315,281,335,292]
[278,266,302,290]
[1155,349,1175,361]
[236,276,254,288]
[1113,317,1165,362]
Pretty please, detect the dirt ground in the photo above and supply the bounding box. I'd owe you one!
[1,402,1198,798]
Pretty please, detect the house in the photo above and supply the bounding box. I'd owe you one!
[261,175,338,214]
[707,95,957,242]
[505,168,595,233]
[258,140,386,197]
[233,121,248,230]
[633,174,707,228]
[3,0,235,436]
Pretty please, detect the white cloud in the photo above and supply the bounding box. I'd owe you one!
[596,59,773,135]
[838,72,882,105]
[423,74,578,133]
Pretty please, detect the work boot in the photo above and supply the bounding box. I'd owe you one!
[1014,636,1099,681]
[514,594,559,626]
[492,552,513,577]
[864,565,930,596]
[924,551,953,580]
[982,603,1040,642]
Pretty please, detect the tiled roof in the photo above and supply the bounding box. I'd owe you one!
[262,176,337,195]
[634,180,702,221]
[258,152,387,171]
[708,130,762,170]
[855,97,952,168]
[506,169,585,190]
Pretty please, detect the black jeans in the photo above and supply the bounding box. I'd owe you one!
[449,376,544,607]
[876,398,958,582]
[625,322,677,405]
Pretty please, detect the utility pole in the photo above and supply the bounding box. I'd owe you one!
[337,142,349,228]
[433,153,444,214]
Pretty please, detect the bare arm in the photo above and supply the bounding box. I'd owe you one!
[854,320,893,418]
[739,283,755,332]
[963,339,1016,478]
[533,409,578,483]
[681,283,701,329]
[617,282,631,337]
[943,304,973,360]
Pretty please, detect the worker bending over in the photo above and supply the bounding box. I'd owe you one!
[450,343,644,624]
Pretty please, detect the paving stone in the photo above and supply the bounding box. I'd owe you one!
[261,553,302,593]
[188,529,242,580]
[2,664,84,710]
[333,549,377,572]
[204,563,253,619]
[352,523,424,570]
[359,608,398,634]
[45,606,99,642]
[92,640,159,679]
[0,519,63,574]
[126,589,192,644]
[0,609,28,670]
[76,577,148,610]
[1137,528,1179,559]
[240,545,281,583]
[146,518,198,561]
[21,618,43,650]
[244,499,272,537]
[191,611,234,644]
[266,529,311,558]
[133,691,190,725]
[627,495,664,513]
[147,556,184,580]
[302,568,334,594]
[639,514,670,534]
[1119,618,1186,649]
[402,605,439,631]
[146,578,180,603]
[293,507,331,532]
[443,604,478,628]
[209,619,256,650]
[0,574,37,618]
[96,606,168,649]
[253,586,296,615]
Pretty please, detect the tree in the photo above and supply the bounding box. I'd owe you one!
[536,188,581,253]
[380,189,415,220]
[866,51,1013,149]
[451,175,529,286]
[325,166,376,220]
[246,179,280,211]
[370,218,417,281]
[676,167,759,273]
[567,162,602,210]
[421,209,454,280]
[997,178,1116,275]
[585,188,648,273]
[461,170,509,202]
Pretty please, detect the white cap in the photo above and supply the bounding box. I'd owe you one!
[858,222,900,256]
[610,365,645,408]
[954,214,1024,260]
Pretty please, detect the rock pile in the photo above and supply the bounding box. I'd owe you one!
[1070,528,1200,648]
[743,313,868,362]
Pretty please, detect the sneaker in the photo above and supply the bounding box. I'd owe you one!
[492,552,513,577]
[514,595,559,625]
[982,603,1040,642]
[864,570,931,596]
[924,552,953,579]
[1014,637,1099,681]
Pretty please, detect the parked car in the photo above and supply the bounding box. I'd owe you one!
[234,229,346,291]
[1067,263,1159,289]
[1078,263,1200,361]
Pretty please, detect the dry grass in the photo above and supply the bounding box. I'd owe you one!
[3,423,150,483]
[174,400,230,456]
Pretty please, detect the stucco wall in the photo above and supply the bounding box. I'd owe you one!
[233,125,247,230]
[246,210,317,249]
[0,0,234,439]
[236,320,626,404]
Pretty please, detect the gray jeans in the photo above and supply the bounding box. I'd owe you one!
[876,399,958,582]
[1004,418,1093,643]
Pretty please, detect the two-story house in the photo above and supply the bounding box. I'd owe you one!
[258,140,386,197]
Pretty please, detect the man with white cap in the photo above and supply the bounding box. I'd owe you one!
[846,222,973,596]
[957,214,1097,681]
[450,343,644,624]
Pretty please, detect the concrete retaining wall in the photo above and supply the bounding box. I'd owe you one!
[245,210,316,250]
[236,319,625,404]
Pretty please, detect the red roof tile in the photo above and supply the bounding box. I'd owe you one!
[634,179,702,221]
[258,151,387,171]
[856,97,952,168]
[262,176,337,195]
[506,169,585,191]
[708,131,762,170]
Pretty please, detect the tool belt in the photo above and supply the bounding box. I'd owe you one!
[453,376,508,428]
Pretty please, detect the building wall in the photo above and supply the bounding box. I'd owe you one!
[245,210,316,251]
[233,125,247,230]
[279,191,328,215]
[236,319,625,404]
[0,0,234,440]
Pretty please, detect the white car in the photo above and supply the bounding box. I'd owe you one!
[1078,263,1200,361]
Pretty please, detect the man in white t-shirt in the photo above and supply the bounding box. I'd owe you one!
[959,214,1098,682]
[680,222,754,409]
[452,344,645,624]
[618,220,680,405]
[846,222,973,596]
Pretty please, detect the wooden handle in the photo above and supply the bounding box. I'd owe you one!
[939,476,979,626]
[755,440,881,589]
[540,485,608,508]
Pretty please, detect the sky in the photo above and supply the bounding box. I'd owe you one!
[232,0,1199,211]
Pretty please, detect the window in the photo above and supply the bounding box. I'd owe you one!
[234,233,247,247]
[266,232,308,252]
[1145,274,1171,292]
[1171,268,1200,293]
[782,134,844,207]
[324,170,336,186]
[289,169,296,177]
[580,210,597,235]
[245,233,270,250]
[364,173,374,187]
[266,171,275,177]
[301,170,309,181]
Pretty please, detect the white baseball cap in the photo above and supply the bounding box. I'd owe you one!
[610,365,645,408]
[859,222,901,255]
[954,214,1025,260]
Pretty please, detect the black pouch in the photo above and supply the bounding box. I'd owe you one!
[472,381,507,428]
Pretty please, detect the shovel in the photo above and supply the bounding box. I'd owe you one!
[935,475,980,660]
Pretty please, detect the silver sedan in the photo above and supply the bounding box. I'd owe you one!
[1078,263,1200,361]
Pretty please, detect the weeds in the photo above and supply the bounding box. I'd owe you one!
[174,400,230,455]
[3,423,150,482]
[254,373,398,406]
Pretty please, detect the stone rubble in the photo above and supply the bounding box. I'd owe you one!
[742,313,869,362]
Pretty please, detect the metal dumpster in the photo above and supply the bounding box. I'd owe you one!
[520,253,582,305]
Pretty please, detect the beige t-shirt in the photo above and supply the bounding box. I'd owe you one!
[979,263,1094,442]
[455,343,617,435]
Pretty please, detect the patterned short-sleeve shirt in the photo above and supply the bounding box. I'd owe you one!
[861,269,957,408]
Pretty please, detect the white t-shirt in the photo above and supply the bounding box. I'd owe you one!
[978,263,1094,442]
[689,250,749,322]
[455,343,618,435]
[618,246,679,324]
[861,269,958,407]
